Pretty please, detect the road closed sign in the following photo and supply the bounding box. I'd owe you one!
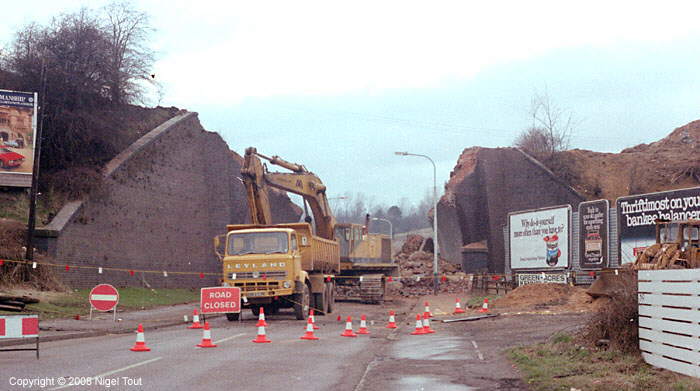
[200,287,241,314]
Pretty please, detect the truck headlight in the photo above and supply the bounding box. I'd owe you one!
[283,281,291,289]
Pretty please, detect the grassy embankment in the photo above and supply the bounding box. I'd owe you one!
[1,287,200,319]
[509,333,700,391]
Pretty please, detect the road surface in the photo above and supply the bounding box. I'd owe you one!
[1,298,588,390]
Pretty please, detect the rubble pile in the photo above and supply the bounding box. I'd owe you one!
[391,234,467,296]
[494,283,594,312]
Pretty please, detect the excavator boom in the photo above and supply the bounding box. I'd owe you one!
[240,147,336,240]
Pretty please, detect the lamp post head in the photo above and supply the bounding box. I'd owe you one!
[394,151,408,156]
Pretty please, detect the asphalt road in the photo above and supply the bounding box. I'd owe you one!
[1,297,588,391]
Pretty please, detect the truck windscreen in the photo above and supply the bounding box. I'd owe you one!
[228,232,289,255]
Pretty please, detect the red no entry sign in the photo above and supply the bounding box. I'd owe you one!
[89,284,119,311]
[200,287,241,314]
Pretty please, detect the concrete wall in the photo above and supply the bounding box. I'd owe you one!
[438,147,584,273]
[36,112,300,288]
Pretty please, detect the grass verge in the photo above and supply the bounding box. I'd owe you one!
[0,287,199,319]
[467,294,500,308]
[509,332,700,391]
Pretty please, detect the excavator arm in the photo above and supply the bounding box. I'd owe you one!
[240,147,336,240]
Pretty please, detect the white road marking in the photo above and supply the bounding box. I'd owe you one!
[471,340,484,361]
[50,357,162,390]
[213,333,245,344]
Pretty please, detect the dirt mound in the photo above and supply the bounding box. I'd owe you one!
[495,283,594,312]
[391,234,466,296]
[545,119,700,201]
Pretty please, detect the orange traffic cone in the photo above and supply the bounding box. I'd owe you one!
[422,313,436,334]
[410,314,426,335]
[252,323,271,343]
[357,314,370,335]
[300,317,319,340]
[386,310,398,329]
[340,316,357,337]
[130,324,151,351]
[197,322,217,348]
[188,309,203,329]
[423,301,432,318]
[309,309,319,330]
[479,298,489,313]
[256,307,268,327]
[453,298,466,314]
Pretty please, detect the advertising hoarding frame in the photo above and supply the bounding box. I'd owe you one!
[508,204,572,271]
[616,186,700,265]
[578,199,609,270]
[0,89,38,188]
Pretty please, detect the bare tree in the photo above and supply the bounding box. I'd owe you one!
[515,90,576,159]
[102,0,156,105]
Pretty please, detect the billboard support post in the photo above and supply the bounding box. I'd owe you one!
[25,62,46,261]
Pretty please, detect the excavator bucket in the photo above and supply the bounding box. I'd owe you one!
[586,268,627,298]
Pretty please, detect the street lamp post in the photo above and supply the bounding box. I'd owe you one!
[395,151,439,295]
[371,217,393,239]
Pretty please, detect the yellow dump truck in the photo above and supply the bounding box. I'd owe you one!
[216,223,338,320]
[215,147,396,320]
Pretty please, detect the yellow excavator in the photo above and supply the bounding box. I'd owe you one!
[588,219,700,297]
[214,148,397,320]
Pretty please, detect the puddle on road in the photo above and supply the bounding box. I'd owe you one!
[391,336,474,360]
[394,375,476,391]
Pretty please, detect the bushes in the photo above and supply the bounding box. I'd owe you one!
[582,271,640,353]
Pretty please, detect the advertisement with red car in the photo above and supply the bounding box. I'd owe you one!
[0,89,37,187]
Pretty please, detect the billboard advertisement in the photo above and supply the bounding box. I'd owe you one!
[617,187,700,264]
[509,205,571,270]
[0,90,37,187]
[578,199,609,269]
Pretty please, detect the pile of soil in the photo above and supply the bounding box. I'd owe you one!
[494,283,594,312]
[545,119,700,201]
[391,234,466,296]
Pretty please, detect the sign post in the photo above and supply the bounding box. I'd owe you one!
[200,287,241,315]
[89,284,119,321]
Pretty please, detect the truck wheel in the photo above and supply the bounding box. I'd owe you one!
[226,313,240,321]
[293,284,310,320]
[326,282,334,314]
[313,289,327,316]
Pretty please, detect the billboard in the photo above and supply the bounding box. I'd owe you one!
[509,205,571,270]
[578,199,609,269]
[617,187,700,264]
[0,89,38,187]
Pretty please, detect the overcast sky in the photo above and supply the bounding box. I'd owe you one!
[4,1,700,210]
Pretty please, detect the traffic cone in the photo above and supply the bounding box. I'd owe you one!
[479,298,489,313]
[410,314,426,335]
[422,313,436,334]
[256,307,268,327]
[197,322,217,348]
[453,298,466,314]
[188,309,203,329]
[309,309,319,330]
[340,316,357,337]
[252,323,271,343]
[423,301,432,318]
[300,317,319,340]
[130,324,151,351]
[386,310,398,329]
[357,314,370,335]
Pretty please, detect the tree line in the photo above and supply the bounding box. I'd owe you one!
[0,1,157,176]
[331,191,433,234]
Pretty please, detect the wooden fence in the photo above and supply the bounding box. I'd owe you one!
[471,273,516,295]
[638,269,700,378]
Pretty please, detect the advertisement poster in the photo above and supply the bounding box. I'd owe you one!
[617,187,700,264]
[509,205,571,270]
[578,199,609,269]
[0,89,37,187]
